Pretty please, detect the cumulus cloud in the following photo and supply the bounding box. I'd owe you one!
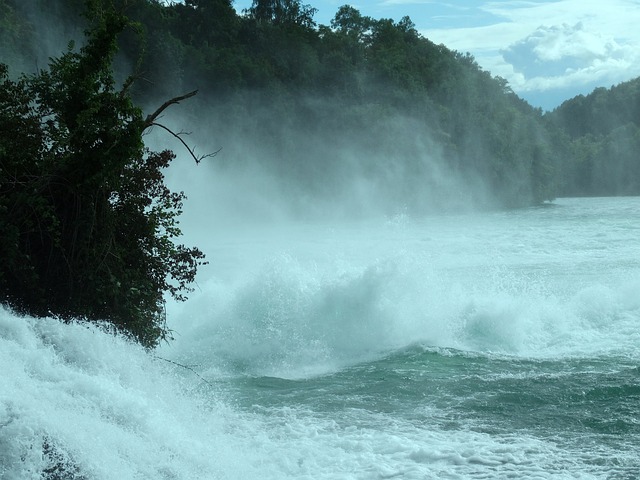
[418,0,640,109]
[502,22,628,80]
[530,22,615,62]
[503,25,640,105]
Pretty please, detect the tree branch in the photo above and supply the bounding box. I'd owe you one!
[151,354,214,387]
[119,75,136,98]
[144,90,198,128]
[148,122,221,164]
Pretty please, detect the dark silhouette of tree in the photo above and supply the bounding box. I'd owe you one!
[0,0,206,347]
[247,0,317,28]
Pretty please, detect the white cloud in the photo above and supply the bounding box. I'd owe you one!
[418,0,640,108]
[502,22,629,76]
[421,22,520,53]
[527,22,613,62]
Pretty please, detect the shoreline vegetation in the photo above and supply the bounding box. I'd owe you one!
[0,1,207,348]
[1,0,640,348]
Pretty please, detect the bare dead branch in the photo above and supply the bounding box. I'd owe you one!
[144,90,198,129]
[148,122,221,164]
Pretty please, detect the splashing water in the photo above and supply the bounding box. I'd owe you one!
[2,197,640,479]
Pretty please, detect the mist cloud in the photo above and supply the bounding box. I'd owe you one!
[155,91,498,230]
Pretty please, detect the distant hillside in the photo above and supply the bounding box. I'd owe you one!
[548,78,640,139]
[2,0,562,212]
[546,78,640,196]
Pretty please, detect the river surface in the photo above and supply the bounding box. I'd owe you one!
[2,196,640,479]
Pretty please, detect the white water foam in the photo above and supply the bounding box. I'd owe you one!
[0,307,261,479]
[162,235,640,381]
[2,307,621,479]
[4,197,640,479]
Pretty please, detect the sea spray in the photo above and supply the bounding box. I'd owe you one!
[0,308,260,479]
[163,234,640,380]
[3,197,640,479]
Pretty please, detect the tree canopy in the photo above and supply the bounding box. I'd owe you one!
[0,0,205,347]
[2,0,640,345]
[547,78,640,196]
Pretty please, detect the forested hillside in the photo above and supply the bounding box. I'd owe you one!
[3,0,640,209]
[2,0,640,347]
[546,78,640,196]
[2,0,560,214]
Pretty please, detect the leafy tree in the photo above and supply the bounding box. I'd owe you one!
[548,77,640,196]
[247,0,317,28]
[330,5,371,39]
[0,0,36,73]
[0,0,205,348]
[4,0,562,217]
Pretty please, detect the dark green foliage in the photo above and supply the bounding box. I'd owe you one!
[547,78,640,196]
[247,0,318,28]
[548,80,640,139]
[0,1,204,348]
[4,0,564,225]
[9,0,640,216]
[0,0,36,73]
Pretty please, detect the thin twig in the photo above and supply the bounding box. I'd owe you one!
[151,354,215,387]
[148,122,221,164]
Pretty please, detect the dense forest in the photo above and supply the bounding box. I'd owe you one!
[2,0,639,209]
[547,78,640,196]
[1,0,640,346]
[2,0,563,213]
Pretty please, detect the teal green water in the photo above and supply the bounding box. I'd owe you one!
[2,197,640,479]
[216,347,640,478]
[233,348,640,439]
[168,196,640,478]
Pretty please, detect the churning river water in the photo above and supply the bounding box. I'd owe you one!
[2,196,640,479]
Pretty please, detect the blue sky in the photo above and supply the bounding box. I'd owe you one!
[233,0,640,111]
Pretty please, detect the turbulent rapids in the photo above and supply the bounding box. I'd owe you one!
[2,197,640,479]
